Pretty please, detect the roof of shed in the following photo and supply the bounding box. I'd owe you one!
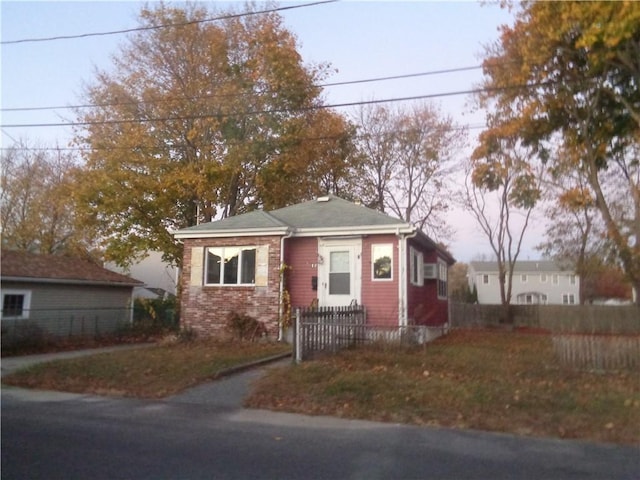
[1,250,143,286]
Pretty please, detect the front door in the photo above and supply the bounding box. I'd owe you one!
[318,239,361,307]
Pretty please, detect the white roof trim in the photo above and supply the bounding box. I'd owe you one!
[173,227,290,239]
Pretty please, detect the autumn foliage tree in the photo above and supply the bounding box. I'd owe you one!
[477,1,640,304]
[73,4,354,266]
[1,142,93,257]
[353,102,464,237]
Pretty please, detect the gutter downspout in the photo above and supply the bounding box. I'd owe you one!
[278,228,294,342]
[396,227,418,328]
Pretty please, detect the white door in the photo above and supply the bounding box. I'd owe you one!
[318,239,361,307]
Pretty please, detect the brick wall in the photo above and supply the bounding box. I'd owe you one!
[180,236,282,338]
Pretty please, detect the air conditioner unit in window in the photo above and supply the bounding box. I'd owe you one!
[423,263,437,279]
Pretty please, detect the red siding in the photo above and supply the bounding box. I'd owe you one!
[181,236,282,338]
[284,237,319,308]
[361,235,400,326]
[406,240,449,326]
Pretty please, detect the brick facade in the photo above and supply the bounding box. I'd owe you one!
[180,236,283,338]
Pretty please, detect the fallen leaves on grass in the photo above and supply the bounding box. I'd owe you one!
[245,330,640,445]
[3,340,291,398]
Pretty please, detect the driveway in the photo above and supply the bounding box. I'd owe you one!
[2,347,639,479]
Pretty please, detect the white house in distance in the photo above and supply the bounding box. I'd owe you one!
[105,251,178,299]
[468,260,580,305]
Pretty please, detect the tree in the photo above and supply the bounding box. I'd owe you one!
[537,154,612,304]
[448,262,473,303]
[73,3,353,267]
[464,144,543,313]
[477,1,640,304]
[1,141,91,256]
[353,102,465,237]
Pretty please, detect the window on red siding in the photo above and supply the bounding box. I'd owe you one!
[372,244,393,280]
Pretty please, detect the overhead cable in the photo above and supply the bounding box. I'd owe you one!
[1,0,338,45]
[0,82,543,130]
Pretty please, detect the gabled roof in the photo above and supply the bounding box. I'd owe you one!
[174,195,411,238]
[469,260,574,274]
[179,210,289,234]
[173,195,455,263]
[1,250,143,287]
[270,196,404,229]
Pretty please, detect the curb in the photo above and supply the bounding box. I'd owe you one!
[214,351,293,379]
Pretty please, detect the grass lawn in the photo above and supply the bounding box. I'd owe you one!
[2,340,291,398]
[245,329,640,445]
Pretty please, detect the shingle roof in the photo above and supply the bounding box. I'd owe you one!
[173,195,455,263]
[1,250,143,286]
[176,195,407,236]
[469,260,574,273]
[269,195,405,229]
[179,210,289,233]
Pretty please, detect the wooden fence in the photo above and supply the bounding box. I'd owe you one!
[294,306,366,362]
[293,306,449,362]
[449,303,640,334]
[552,333,640,370]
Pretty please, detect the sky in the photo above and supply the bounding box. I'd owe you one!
[0,1,546,263]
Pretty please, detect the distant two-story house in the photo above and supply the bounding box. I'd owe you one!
[468,261,580,305]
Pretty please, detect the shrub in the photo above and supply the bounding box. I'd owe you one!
[133,296,179,333]
[1,322,56,356]
[226,312,267,341]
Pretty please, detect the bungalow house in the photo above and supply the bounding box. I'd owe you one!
[174,195,455,339]
[468,260,580,305]
[1,250,143,337]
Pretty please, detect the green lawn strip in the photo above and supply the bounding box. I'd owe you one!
[2,341,291,398]
[245,330,640,445]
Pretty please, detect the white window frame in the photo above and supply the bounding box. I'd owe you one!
[570,275,576,285]
[521,274,528,283]
[552,274,559,285]
[204,246,257,286]
[371,244,393,281]
[1,289,32,320]
[409,247,424,286]
[437,260,448,300]
[482,274,490,285]
[540,274,547,283]
[562,293,576,305]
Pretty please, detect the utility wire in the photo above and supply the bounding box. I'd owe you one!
[1,1,338,45]
[2,82,530,130]
[0,123,484,152]
[1,65,483,113]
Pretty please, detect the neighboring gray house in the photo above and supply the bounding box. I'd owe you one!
[1,250,143,337]
[468,260,580,305]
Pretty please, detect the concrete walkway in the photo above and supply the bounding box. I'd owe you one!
[1,344,292,409]
[1,343,155,378]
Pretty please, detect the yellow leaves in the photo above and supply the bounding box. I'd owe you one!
[471,161,506,191]
[558,187,595,210]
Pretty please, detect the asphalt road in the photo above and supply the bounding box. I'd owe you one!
[2,350,639,480]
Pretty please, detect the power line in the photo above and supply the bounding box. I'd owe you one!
[1,1,338,45]
[0,65,483,113]
[0,123,485,152]
[2,83,523,130]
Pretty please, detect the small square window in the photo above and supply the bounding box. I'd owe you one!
[1,290,31,319]
[482,274,490,285]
